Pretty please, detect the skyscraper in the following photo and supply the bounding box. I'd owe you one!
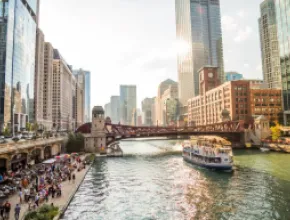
[52,49,74,131]
[34,28,45,128]
[259,0,281,89]
[120,85,137,125]
[275,0,290,124]
[110,96,120,124]
[73,71,85,128]
[43,42,54,130]
[0,0,38,131]
[73,69,91,123]
[84,71,91,122]
[175,0,224,102]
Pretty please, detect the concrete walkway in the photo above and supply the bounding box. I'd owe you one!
[7,164,90,220]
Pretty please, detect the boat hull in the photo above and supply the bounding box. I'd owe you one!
[183,156,232,171]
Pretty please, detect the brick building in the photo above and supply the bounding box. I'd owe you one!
[188,66,282,126]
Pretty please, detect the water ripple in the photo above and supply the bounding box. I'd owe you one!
[62,141,290,220]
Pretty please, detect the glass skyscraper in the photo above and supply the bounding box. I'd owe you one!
[175,0,224,100]
[0,0,38,131]
[275,0,290,124]
[120,85,137,125]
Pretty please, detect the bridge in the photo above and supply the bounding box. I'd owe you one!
[76,120,252,148]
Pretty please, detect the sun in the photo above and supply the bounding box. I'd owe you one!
[174,39,190,56]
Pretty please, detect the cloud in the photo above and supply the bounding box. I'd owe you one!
[222,15,238,31]
[234,26,253,42]
[237,10,246,18]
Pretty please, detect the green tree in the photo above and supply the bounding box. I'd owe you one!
[26,122,32,131]
[2,127,10,137]
[270,122,281,141]
[66,133,85,153]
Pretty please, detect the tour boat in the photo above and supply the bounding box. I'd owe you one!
[260,147,270,153]
[182,136,233,171]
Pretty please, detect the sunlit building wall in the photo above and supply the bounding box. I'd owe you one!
[52,49,75,131]
[43,42,54,130]
[84,71,91,122]
[175,0,224,101]
[34,28,45,128]
[0,0,38,131]
[259,0,281,89]
[156,79,178,126]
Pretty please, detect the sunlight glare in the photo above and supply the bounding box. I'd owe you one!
[174,40,190,56]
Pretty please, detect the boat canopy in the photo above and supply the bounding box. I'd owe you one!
[190,136,231,147]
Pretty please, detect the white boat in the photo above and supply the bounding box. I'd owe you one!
[260,147,270,152]
[182,136,233,171]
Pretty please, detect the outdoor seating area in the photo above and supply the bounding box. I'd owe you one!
[0,152,87,218]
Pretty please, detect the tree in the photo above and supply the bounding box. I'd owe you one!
[2,127,10,137]
[270,122,281,141]
[66,133,85,153]
[26,122,32,132]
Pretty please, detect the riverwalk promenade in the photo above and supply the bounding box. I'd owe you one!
[7,162,90,220]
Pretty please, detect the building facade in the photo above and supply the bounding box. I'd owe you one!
[225,72,243,81]
[73,69,91,123]
[110,96,120,124]
[259,0,281,89]
[141,98,155,126]
[120,85,136,125]
[84,106,106,154]
[52,49,75,131]
[34,28,45,129]
[188,68,282,126]
[160,84,179,126]
[104,103,111,119]
[155,79,178,126]
[250,88,282,122]
[84,71,91,123]
[175,0,224,102]
[275,0,290,124]
[73,71,85,128]
[43,42,54,130]
[0,0,38,131]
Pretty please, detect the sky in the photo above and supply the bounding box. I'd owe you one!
[40,0,264,108]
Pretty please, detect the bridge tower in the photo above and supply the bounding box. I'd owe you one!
[85,106,107,154]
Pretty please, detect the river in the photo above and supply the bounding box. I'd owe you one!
[62,139,290,220]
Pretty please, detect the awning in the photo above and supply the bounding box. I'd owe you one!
[280,126,290,131]
[42,159,56,164]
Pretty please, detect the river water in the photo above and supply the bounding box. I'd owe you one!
[62,139,290,220]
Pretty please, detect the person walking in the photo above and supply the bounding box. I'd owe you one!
[72,173,76,184]
[0,203,4,219]
[35,194,39,207]
[3,201,11,219]
[68,173,71,183]
[18,190,22,204]
[14,204,21,220]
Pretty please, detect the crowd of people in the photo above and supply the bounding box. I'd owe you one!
[0,154,87,219]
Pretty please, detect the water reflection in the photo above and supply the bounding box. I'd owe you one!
[62,140,290,220]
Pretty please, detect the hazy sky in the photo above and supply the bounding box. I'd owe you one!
[40,0,263,108]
